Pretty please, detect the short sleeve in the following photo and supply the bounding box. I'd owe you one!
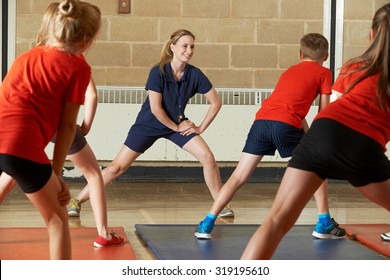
[332,65,350,95]
[67,64,90,105]
[320,69,332,95]
[145,66,163,93]
[194,68,212,94]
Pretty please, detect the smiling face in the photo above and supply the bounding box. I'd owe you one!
[171,35,195,63]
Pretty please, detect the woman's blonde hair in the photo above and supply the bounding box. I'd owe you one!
[157,29,195,73]
[343,3,390,113]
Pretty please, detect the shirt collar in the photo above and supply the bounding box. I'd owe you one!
[165,63,189,82]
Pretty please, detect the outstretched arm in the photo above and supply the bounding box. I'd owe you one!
[180,87,222,136]
[319,93,330,112]
[197,87,222,133]
[52,101,80,205]
[52,101,80,175]
[80,78,98,136]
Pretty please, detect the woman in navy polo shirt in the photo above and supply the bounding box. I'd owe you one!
[71,29,234,217]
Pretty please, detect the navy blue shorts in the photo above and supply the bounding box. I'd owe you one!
[0,154,52,193]
[242,120,305,158]
[124,129,198,153]
[51,126,87,155]
[289,118,390,187]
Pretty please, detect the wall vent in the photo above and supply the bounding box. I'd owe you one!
[255,89,273,105]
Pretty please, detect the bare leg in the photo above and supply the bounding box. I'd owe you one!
[357,179,390,211]
[0,172,17,204]
[209,152,262,216]
[26,172,71,259]
[68,144,109,238]
[313,180,329,214]
[75,145,141,202]
[241,167,324,260]
[183,136,222,200]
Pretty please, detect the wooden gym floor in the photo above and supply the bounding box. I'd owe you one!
[0,180,389,260]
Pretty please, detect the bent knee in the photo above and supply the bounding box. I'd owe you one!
[104,163,125,178]
[45,213,68,228]
[199,151,217,166]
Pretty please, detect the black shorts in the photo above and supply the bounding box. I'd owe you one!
[0,154,52,193]
[51,126,87,155]
[289,118,390,187]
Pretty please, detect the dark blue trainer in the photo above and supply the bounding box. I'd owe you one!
[312,218,346,239]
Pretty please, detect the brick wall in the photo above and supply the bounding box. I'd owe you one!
[15,0,389,88]
[342,0,389,61]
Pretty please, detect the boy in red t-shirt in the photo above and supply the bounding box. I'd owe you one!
[196,33,345,240]
[241,3,390,259]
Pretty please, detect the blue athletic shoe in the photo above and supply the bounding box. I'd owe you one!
[194,221,214,239]
[312,218,346,239]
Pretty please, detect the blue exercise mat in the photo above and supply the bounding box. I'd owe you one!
[135,224,386,260]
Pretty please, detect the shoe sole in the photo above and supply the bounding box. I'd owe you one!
[93,241,124,248]
[312,231,346,239]
[381,234,390,241]
[68,211,80,217]
[218,212,235,218]
[194,232,211,239]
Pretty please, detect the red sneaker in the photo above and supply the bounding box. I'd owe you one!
[94,231,124,248]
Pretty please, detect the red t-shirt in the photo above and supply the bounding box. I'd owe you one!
[316,63,390,150]
[0,46,90,163]
[256,61,332,128]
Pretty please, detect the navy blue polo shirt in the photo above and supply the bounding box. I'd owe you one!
[129,63,213,136]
